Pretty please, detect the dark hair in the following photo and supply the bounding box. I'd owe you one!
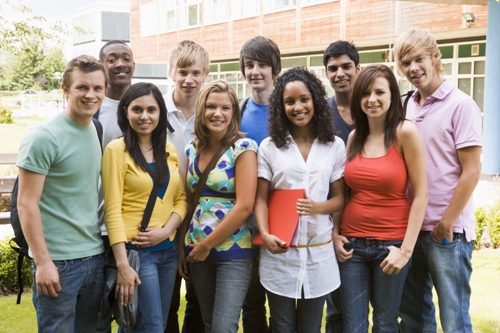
[117,82,169,186]
[99,40,132,62]
[323,40,359,68]
[349,64,405,160]
[240,36,281,79]
[193,80,244,152]
[268,67,335,149]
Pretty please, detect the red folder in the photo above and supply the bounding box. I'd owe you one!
[252,189,304,246]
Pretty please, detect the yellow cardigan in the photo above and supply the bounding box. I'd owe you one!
[102,138,187,246]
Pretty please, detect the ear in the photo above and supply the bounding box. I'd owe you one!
[61,84,69,99]
[356,64,361,73]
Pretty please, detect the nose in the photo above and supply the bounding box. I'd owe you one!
[337,67,345,77]
[185,73,194,83]
[409,61,419,72]
[251,66,260,76]
[85,89,96,99]
[140,110,148,118]
[368,92,377,102]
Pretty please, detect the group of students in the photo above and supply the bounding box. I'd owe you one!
[15,28,482,333]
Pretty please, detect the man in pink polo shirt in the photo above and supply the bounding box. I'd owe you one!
[394,29,482,333]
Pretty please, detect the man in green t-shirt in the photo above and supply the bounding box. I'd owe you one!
[16,55,107,333]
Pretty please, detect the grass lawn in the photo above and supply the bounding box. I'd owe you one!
[0,249,499,332]
[0,123,32,153]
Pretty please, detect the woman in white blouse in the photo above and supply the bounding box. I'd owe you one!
[254,67,346,333]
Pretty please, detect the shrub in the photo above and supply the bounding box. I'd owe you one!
[0,237,33,295]
[474,206,487,249]
[488,201,500,248]
[0,103,14,124]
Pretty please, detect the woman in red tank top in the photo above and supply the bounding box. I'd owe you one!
[333,64,428,333]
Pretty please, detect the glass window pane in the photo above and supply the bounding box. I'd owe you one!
[442,63,452,76]
[474,61,485,75]
[473,77,484,112]
[458,62,472,75]
[458,78,471,96]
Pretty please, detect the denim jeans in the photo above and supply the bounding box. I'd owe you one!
[118,245,179,333]
[189,257,253,333]
[32,254,105,333]
[325,288,343,333]
[399,231,474,333]
[266,290,326,333]
[339,238,409,333]
[242,278,270,333]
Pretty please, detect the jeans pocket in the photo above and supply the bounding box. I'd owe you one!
[53,260,70,278]
[429,232,460,246]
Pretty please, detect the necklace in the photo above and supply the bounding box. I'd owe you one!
[139,145,153,152]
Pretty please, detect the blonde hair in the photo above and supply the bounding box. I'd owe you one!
[63,55,108,89]
[193,80,244,152]
[168,40,210,78]
[393,29,444,76]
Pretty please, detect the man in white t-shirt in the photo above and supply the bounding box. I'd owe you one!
[164,40,210,333]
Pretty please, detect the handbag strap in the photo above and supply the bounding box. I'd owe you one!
[140,179,160,232]
[192,139,238,211]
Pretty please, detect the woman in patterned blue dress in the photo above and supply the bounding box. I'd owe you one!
[177,80,258,333]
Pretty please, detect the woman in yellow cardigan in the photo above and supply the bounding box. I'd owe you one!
[102,82,187,333]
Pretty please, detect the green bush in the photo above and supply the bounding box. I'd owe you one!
[0,237,33,294]
[474,206,487,249]
[0,103,14,124]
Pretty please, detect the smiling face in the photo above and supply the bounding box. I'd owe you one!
[400,50,443,96]
[326,54,360,96]
[203,92,233,137]
[283,81,315,129]
[126,93,160,139]
[244,58,275,94]
[101,43,135,90]
[63,68,106,125]
[173,61,207,98]
[360,76,392,120]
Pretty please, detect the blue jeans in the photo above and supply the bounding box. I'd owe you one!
[399,231,474,333]
[266,290,326,333]
[32,254,105,333]
[119,245,179,333]
[189,257,253,333]
[325,288,343,333]
[339,238,409,333]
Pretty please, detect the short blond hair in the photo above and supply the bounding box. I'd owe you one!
[193,80,244,152]
[168,40,210,78]
[393,29,444,76]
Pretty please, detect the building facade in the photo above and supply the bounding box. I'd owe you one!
[129,0,488,110]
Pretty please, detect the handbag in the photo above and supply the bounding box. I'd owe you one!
[100,180,160,329]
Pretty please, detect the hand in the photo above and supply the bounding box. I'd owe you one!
[178,249,191,281]
[35,261,61,298]
[333,235,353,262]
[186,242,210,263]
[116,265,141,306]
[431,223,453,244]
[132,226,169,248]
[380,246,410,275]
[262,233,289,254]
[296,193,319,216]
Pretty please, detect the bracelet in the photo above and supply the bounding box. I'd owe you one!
[399,249,411,259]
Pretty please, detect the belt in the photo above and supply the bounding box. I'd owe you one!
[291,237,333,248]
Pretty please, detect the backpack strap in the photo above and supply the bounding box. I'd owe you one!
[92,118,104,154]
[93,108,100,120]
[239,97,250,119]
[402,90,415,113]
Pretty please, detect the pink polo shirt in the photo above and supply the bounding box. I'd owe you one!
[406,79,483,242]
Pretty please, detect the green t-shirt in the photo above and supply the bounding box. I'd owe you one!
[17,113,104,260]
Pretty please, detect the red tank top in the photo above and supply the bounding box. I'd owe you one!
[341,144,410,240]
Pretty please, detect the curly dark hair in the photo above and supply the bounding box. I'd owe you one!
[268,67,336,148]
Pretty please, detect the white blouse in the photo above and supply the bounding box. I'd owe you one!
[257,136,346,299]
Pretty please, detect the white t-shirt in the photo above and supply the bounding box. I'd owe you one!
[257,136,346,299]
[163,90,195,179]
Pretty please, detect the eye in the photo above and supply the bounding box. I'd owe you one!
[301,97,310,103]
[107,58,115,63]
[148,107,157,113]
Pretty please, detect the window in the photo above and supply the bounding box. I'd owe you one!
[232,0,259,20]
[159,0,178,32]
[181,0,201,29]
[457,60,485,111]
[264,0,297,13]
[101,12,130,42]
[141,2,158,37]
[205,0,228,25]
[302,0,334,6]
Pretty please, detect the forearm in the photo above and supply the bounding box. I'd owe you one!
[332,211,342,237]
[111,242,130,269]
[254,199,270,237]
[18,203,51,264]
[318,196,345,215]
[401,196,427,254]
[163,213,183,238]
[439,169,480,229]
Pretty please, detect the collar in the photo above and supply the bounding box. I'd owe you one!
[413,79,454,106]
[163,90,181,114]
